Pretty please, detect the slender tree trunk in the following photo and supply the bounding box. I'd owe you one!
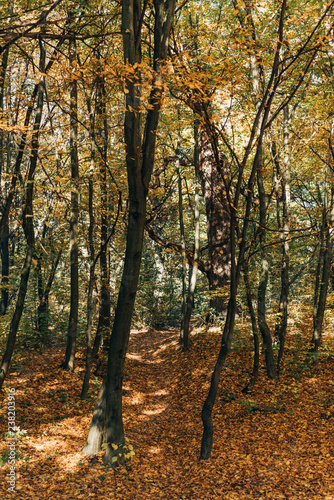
[242,257,259,393]
[177,162,187,344]
[182,184,200,351]
[62,35,79,371]
[200,207,237,459]
[0,37,44,390]
[182,119,201,350]
[37,248,62,343]
[0,38,62,242]
[0,48,9,316]
[81,175,96,400]
[313,202,326,328]
[311,23,334,355]
[311,122,334,355]
[275,105,291,374]
[199,2,288,447]
[92,66,111,357]
[0,223,9,315]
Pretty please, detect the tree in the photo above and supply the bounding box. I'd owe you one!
[82,0,176,464]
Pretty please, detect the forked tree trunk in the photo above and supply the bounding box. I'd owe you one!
[37,248,62,343]
[82,0,175,464]
[200,0,287,455]
[311,126,334,355]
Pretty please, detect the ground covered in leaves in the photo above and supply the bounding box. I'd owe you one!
[1,308,334,499]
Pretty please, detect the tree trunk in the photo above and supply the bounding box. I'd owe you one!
[82,0,176,464]
[81,175,96,400]
[0,37,44,390]
[0,48,9,316]
[182,183,200,352]
[0,223,9,315]
[177,161,187,344]
[242,258,259,393]
[92,65,111,358]
[311,122,334,355]
[198,126,230,317]
[37,248,62,344]
[275,105,291,374]
[62,35,79,371]
[182,118,201,349]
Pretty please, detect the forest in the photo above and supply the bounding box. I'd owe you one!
[1,0,334,498]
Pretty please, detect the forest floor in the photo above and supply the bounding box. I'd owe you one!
[1,305,334,499]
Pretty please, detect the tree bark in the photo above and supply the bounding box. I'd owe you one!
[37,248,62,343]
[275,105,291,374]
[200,0,287,457]
[177,163,187,344]
[81,175,96,400]
[182,184,200,351]
[198,123,230,317]
[92,63,111,358]
[242,257,259,393]
[62,35,79,371]
[0,36,44,390]
[0,223,9,315]
[311,122,334,355]
[82,0,176,463]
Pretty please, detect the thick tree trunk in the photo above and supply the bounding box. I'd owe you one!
[82,0,175,464]
[62,36,79,371]
[198,128,230,317]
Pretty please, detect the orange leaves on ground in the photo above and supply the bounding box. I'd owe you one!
[1,311,334,499]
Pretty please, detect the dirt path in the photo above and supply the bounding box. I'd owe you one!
[1,323,334,499]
